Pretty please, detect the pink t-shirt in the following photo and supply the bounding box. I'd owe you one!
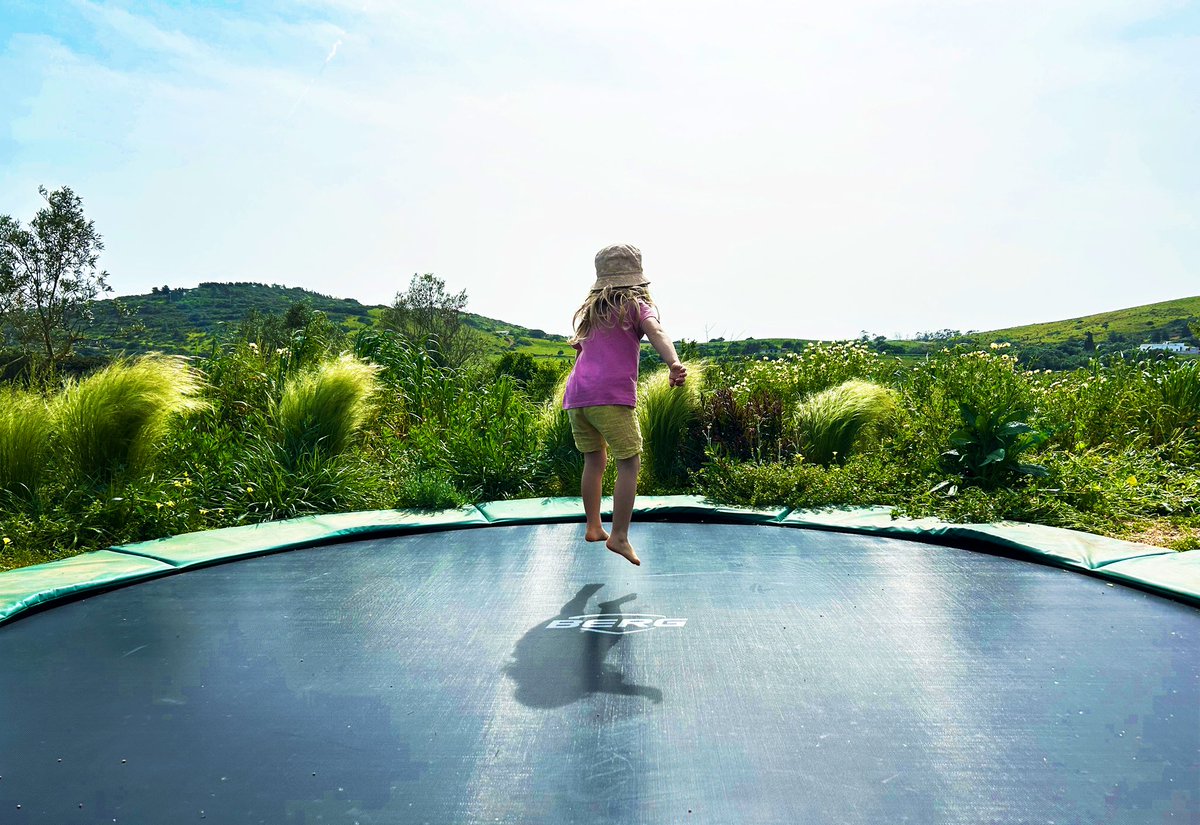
[562,301,658,409]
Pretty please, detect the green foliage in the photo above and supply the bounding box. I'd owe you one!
[272,354,380,469]
[393,460,466,511]
[223,445,378,522]
[939,403,1048,490]
[1150,359,1200,446]
[794,380,897,466]
[55,356,205,486]
[6,299,1200,573]
[407,375,539,500]
[638,363,704,491]
[381,273,483,368]
[695,454,815,508]
[533,373,583,496]
[493,351,569,403]
[0,388,52,505]
[725,341,888,403]
[696,450,907,510]
[0,186,112,365]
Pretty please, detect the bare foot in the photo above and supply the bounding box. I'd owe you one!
[606,536,641,566]
[585,525,609,542]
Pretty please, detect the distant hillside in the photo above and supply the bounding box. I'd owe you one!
[85,282,571,357]
[83,283,1197,367]
[970,295,1200,346]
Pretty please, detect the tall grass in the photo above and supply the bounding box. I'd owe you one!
[55,356,206,485]
[534,372,583,495]
[639,362,704,491]
[794,379,897,466]
[274,354,380,468]
[425,375,539,500]
[0,388,52,504]
[1151,360,1200,448]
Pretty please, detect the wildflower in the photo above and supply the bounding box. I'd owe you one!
[1126,476,1138,486]
[155,502,163,510]
[173,480,184,488]
[199,508,210,515]
[246,486,255,495]
[2,537,10,546]
[166,500,175,508]
[248,342,259,351]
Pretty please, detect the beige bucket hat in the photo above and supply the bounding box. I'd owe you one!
[591,243,650,291]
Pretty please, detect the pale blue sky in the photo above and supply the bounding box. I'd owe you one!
[2,0,1197,340]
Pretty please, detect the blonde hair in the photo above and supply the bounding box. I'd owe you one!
[570,285,655,345]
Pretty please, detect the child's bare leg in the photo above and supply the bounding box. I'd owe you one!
[606,454,641,565]
[581,448,608,542]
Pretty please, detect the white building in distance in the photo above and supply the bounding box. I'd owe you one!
[1139,342,1200,354]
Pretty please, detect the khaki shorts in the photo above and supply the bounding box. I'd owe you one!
[568,405,643,460]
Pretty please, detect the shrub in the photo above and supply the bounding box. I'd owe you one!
[394,462,465,510]
[407,375,539,501]
[273,354,380,469]
[939,402,1048,490]
[794,379,897,466]
[55,356,205,485]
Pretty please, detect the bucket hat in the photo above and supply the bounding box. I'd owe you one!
[591,244,650,291]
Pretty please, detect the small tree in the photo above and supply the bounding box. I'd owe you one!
[381,273,480,368]
[0,186,112,365]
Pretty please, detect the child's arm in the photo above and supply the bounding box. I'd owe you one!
[642,317,687,387]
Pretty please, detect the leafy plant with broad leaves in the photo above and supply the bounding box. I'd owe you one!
[937,403,1049,492]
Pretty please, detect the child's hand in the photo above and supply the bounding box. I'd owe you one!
[669,362,687,387]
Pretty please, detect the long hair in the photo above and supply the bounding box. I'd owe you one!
[570,285,655,346]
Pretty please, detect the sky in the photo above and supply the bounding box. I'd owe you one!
[1,0,1197,341]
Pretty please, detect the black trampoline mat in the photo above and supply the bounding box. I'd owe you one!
[1,523,1197,824]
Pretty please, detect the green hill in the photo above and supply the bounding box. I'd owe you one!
[969,295,1200,346]
[84,284,1198,368]
[86,282,569,357]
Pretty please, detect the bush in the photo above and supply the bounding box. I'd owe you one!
[54,356,205,486]
[794,379,897,466]
[273,354,380,469]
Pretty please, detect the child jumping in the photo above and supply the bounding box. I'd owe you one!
[563,244,687,566]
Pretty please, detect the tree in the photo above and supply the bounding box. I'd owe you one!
[0,186,111,364]
[380,273,480,368]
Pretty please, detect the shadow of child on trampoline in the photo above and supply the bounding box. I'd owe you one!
[504,583,664,709]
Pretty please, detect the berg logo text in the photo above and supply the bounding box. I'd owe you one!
[545,614,687,635]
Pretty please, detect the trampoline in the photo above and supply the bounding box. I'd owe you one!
[1,498,1197,824]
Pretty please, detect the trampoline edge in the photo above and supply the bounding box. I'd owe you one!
[1,496,1196,626]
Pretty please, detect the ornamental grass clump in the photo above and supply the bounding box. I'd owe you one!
[55,356,206,485]
[0,388,52,504]
[273,354,380,469]
[794,379,897,466]
[638,362,704,491]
